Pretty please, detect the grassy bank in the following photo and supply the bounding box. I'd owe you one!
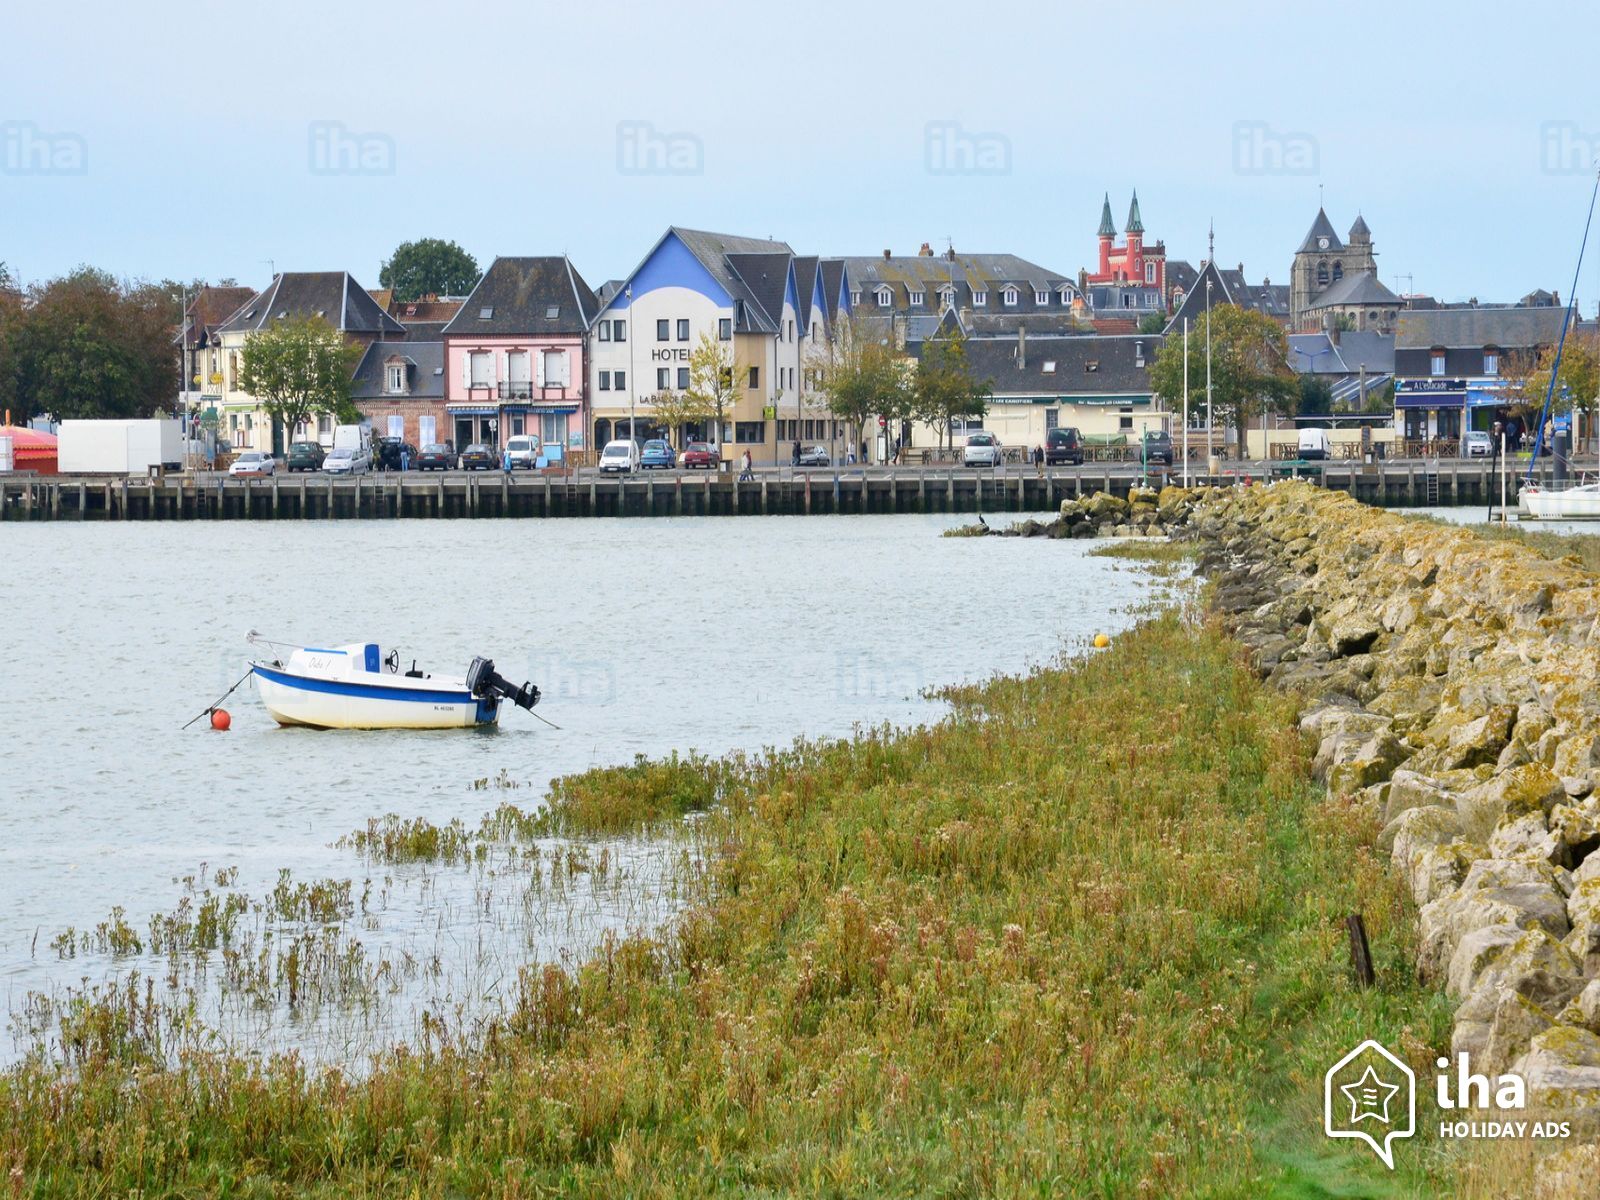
[6,610,1500,1197]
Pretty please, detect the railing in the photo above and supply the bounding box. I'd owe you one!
[498,382,533,400]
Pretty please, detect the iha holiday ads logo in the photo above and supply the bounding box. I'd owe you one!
[1325,1040,1570,1169]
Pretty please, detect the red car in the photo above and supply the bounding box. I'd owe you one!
[680,442,720,469]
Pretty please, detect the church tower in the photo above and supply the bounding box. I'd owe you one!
[1097,194,1115,277]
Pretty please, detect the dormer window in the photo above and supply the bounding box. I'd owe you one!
[1058,287,1073,304]
[908,289,925,306]
[1430,349,1446,377]
[385,363,406,394]
[1042,360,1056,374]
[939,285,956,308]
[545,305,560,319]
[478,306,494,319]
[851,290,862,305]
[973,290,988,307]
[1001,286,1019,307]
[875,286,893,307]
[1035,290,1050,305]
[1085,360,1100,373]
[1484,348,1500,375]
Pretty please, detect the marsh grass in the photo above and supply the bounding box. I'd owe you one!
[2,613,1533,1196]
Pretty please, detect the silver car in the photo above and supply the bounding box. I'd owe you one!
[1462,430,1493,458]
[962,431,1002,468]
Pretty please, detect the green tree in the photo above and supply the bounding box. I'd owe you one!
[684,332,741,448]
[239,316,362,437]
[812,312,913,455]
[1298,375,1332,417]
[914,330,992,450]
[1499,330,1600,419]
[1146,304,1297,456]
[379,239,480,302]
[8,267,177,421]
[646,387,711,448]
[1137,310,1167,335]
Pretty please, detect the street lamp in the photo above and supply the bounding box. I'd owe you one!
[624,284,635,448]
[1204,277,1214,476]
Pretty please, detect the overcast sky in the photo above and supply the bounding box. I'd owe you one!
[3,0,1596,307]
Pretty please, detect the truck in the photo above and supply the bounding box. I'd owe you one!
[58,419,184,474]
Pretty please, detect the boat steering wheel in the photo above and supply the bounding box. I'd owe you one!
[384,649,401,674]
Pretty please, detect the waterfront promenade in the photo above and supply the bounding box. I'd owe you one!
[0,457,1540,521]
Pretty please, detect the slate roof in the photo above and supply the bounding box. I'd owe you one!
[1348,214,1371,240]
[819,259,848,322]
[1395,306,1575,350]
[1166,260,1290,331]
[1126,191,1144,234]
[1166,259,1199,298]
[1305,270,1401,310]
[843,252,1070,297]
[441,257,597,337]
[350,340,447,400]
[726,252,793,332]
[217,272,405,336]
[178,286,255,347]
[1097,194,1116,237]
[1297,208,1343,253]
[959,333,1163,398]
[793,255,819,330]
[1287,331,1396,374]
[670,227,794,333]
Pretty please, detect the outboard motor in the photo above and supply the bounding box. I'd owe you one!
[466,657,541,712]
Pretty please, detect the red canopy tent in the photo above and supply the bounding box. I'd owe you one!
[0,425,59,474]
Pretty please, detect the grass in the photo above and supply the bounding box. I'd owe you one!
[2,609,1534,1196]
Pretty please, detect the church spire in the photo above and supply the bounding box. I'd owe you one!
[1126,190,1144,235]
[1098,193,1116,238]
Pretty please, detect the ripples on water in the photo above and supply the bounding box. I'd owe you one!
[1,513,1173,1063]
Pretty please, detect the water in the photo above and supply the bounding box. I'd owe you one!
[1411,505,1599,536]
[1,513,1171,1061]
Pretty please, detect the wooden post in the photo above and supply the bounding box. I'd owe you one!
[79,482,87,521]
[805,472,812,515]
[120,479,129,520]
[502,473,509,516]
[760,476,767,515]
[676,473,684,516]
[51,483,61,519]
[946,469,954,509]
[1345,914,1376,988]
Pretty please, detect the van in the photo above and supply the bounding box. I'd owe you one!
[505,435,542,470]
[1045,426,1084,466]
[1298,428,1331,460]
[333,424,371,453]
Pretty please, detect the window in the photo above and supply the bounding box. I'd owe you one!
[657,319,670,341]
[908,289,925,306]
[748,366,760,389]
[598,322,611,342]
[1332,261,1344,282]
[1119,415,1134,430]
[735,421,766,443]
[598,370,611,390]
[677,318,690,341]
[718,318,732,340]
[1144,262,1157,284]
[470,351,493,386]
[876,287,893,307]
[545,305,560,319]
[614,370,626,389]
[657,367,670,389]
[851,290,862,305]
[1085,360,1100,373]
[418,415,435,446]
[973,290,988,307]
[787,320,794,341]
[939,286,955,308]
[1002,287,1018,307]
[478,306,494,320]
[1035,290,1049,305]
[612,319,626,341]
[542,349,569,387]
[1059,287,1073,305]
[1484,350,1500,375]
[677,366,690,389]
[385,364,405,394]
[1042,360,1057,374]
[1431,350,1446,377]
[1316,261,1329,286]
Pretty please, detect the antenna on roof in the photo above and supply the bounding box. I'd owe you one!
[262,258,276,277]
[1318,183,1324,208]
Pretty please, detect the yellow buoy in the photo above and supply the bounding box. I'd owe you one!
[1093,632,1110,648]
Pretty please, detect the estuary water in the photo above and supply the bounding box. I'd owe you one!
[0,512,1171,1061]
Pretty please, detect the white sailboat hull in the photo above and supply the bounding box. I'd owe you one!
[1522,484,1600,520]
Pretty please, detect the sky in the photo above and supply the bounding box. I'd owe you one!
[3,0,1598,308]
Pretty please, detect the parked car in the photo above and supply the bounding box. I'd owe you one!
[375,437,417,471]
[1462,430,1494,458]
[681,442,720,469]
[599,439,640,473]
[416,442,457,471]
[285,441,325,472]
[1142,430,1174,465]
[1297,428,1331,461]
[460,444,498,471]
[797,444,831,467]
[505,435,542,470]
[962,431,1003,468]
[229,450,276,477]
[324,446,370,475]
[1045,427,1084,466]
[639,439,676,470]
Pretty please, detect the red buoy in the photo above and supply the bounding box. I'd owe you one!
[210,708,231,731]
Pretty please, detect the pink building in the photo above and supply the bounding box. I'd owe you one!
[441,256,599,455]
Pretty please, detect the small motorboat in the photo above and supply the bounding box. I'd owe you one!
[248,635,540,730]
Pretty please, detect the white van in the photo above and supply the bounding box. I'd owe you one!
[505,435,542,470]
[1298,428,1331,461]
[598,439,639,473]
[333,424,371,453]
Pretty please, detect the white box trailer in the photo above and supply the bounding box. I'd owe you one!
[58,419,184,474]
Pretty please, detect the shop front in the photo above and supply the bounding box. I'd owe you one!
[503,403,581,462]
[447,404,500,450]
[1394,379,1465,445]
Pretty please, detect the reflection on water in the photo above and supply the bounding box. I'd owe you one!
[2,513,1171,1061]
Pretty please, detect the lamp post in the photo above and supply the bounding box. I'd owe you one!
[625,284,635,451]
[1205,277,1214,478]
[1182,318,1189,487]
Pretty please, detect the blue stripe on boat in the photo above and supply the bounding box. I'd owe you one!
[253,664,474,705]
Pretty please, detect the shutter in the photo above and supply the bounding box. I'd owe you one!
[461,352,471,391]
[556,351,569,387]
[535,350,546,387]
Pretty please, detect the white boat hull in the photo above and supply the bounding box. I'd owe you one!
[1522,485,1600,520]
[252,664,498,730]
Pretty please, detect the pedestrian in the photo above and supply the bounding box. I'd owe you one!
[1032,444,1044,476]
[400,446,410,472]
[502,444,512,475]
[792,439,801,467]
[893,435,902,465]
[739,449,753,481]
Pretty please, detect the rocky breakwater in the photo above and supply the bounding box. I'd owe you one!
[948,487,1199,538]
[1190,481,1600,1128]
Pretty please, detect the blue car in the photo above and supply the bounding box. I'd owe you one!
[639,439,676,470]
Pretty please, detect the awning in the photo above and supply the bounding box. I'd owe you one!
[446,404,499,416]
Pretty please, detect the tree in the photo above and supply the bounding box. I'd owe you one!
[239,316,362,437]
[646,388,710,447]
[379,239,480,302]
[1298,376,1333,417]
[811,312,914,456]
[8,268,177,421]
[1145,304,1297,455]
[914,330,992,450]
[1499,330,1600,420]
[684,333,741,447]
[1137,310,1167,335]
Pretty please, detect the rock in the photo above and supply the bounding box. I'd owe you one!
[1382,802,1461,861]
[1327,731,1408,795]
[1556,734,1600,780]
[1084,492,1127,522]
[1443,923,1531,999]
[1532,1143,1600,1200]
[1510,1026,1600,1131]
[1442,704,1518,770]
[1455,763,1567,842]
[1327,611,1383,657]
[1488,811,1564,866]
[1407,842,1476,908]
[1451,930,1584,1074]
[1575,980,1600,1032]
[1421,884,1572,986]
[1382,768,1459,825]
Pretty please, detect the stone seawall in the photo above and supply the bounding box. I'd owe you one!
[1187,482,1600,1126]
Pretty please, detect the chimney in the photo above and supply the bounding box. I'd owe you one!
[883,249,892,260]
[1018,324,1026,369]
[919,242,933,256]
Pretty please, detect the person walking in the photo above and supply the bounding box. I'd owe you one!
[791,439,801,467]
[739,449,753,481]
[1032,444,1044,476]
[502,444,512,475]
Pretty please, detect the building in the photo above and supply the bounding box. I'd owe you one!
[843,245,1081,343]
[1392,306,1574,443]
[1287,329,1395,409]
[211,272,406,453]
[440,257,597,453]
[385,296,464,341]
[1289,209,1379,329]
[1300,270,1403,335]
[1165,256,1291,332]
[350,340,446,449]
[1084,191,1166,304]
[176,285,254,411]
[588,227,827,458]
